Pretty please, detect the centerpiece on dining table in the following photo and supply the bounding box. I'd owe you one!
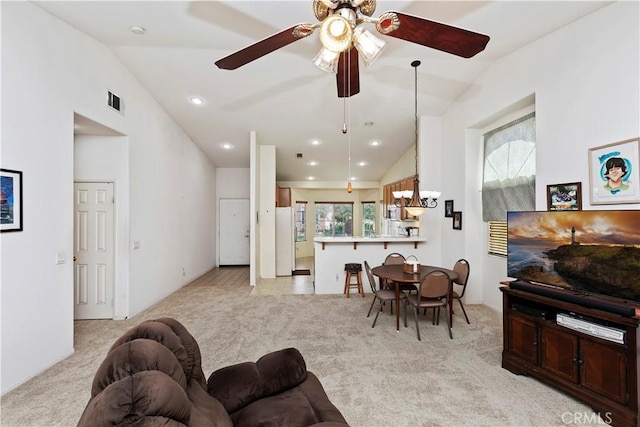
[403,255,421,274]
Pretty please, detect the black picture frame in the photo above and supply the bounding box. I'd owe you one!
[452,211,462,230]
[546,182,582,211]
[1,168,23,232]
[444,200,454,217]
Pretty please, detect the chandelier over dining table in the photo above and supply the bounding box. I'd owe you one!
[392,60,441,217]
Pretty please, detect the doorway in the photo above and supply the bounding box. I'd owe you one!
[219,198,250,265]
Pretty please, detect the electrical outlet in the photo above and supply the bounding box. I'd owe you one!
[335,273,339,282]
[181,268,186,276]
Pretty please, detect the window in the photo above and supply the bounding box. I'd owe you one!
[315,203,353,237]
[295,202,306,242]
[361,201,376,236]
[483,112,536,256]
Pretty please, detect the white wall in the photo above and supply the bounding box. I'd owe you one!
[1,2,217,394]
[438,1,640,312]
[259,145,276,278]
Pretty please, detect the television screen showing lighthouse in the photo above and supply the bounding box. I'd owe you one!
[507,210,640,302]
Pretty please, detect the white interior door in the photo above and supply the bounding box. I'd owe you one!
[74,182,114,319]
[219,198,250,265]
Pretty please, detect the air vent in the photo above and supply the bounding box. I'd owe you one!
[107,91,124,114]
[296,153,303,158]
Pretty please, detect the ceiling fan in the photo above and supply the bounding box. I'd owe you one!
[215,0,490,98]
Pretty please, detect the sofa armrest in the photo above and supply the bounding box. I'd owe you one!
[207,347,307,414]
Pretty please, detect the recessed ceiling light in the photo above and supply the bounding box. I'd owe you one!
[307,161,318,166]
[307,176,315,180]
[221,143,234,149]
[310,139,321,145]
[130,26,146,35]
[357,161,367,167]
[190,97,204,105]
[369,140,381,146]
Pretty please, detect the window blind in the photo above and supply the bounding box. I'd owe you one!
[488,220,507,257]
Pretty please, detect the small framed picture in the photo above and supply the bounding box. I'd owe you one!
[452,211,462,230]
[444,200,454,217]
[547,182,582,211]
[1,168,23,232]
[588,137,640,204]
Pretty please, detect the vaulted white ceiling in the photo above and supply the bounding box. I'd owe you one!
[35,1,611,187]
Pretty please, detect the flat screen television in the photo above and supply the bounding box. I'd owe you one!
[507,210,640,304]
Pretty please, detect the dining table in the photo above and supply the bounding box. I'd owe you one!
[371,264,459,331]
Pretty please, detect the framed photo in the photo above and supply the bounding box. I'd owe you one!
[1,168,23,232]
[452,211,462,230]
[588,138,640,205]
[444,200,454,217]
[547,182,582,211]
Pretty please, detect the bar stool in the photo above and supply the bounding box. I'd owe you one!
[344,263,364,298]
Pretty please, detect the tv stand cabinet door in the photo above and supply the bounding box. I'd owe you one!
[507,314,538,365]
[540,326,579,384]
[580,338,628,405]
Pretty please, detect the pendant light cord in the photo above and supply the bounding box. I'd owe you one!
[413,60,419,179]
[347,49,352,185]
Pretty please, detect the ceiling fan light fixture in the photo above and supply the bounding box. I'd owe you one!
[313,48,340,73]
[319,15,353,53]
[353,26,386,67]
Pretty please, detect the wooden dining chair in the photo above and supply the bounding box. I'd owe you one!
[405,270,452,340]
[364,261,406,328]
[383,253,418,295]
[451,259,471,324]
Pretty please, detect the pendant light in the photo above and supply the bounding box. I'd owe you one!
[394,60,441,217]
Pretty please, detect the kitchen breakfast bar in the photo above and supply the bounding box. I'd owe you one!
[313,236,428,294]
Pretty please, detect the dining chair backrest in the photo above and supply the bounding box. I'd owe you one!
[364,261,378,294]
[384,253,405,265]
[452,259,470,287]
[418,270,451,299]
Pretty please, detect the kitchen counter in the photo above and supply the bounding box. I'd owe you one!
[314,236,427,250]
[313,236,428,294]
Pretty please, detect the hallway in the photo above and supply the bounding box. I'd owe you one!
[251,256,315,295]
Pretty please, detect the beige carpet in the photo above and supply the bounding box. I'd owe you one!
[1,267,604,426]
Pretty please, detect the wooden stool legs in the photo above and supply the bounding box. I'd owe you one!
[344,270,364,298]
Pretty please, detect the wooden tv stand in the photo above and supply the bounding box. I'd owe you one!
[501,283,640,427]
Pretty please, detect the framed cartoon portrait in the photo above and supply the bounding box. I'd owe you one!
[589,138,640,205]
[547,182,582,211]
[444,200,454,217]
[1,168,23,232]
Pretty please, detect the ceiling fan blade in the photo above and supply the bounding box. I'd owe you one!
[215,24,314,70]
[378,11,490,58]
[336,47,360,98]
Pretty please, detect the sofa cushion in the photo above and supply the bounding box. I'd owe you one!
[228,373,347,427]
[79,370,192,426]
[91,338,188,396]
[207,348,307,414]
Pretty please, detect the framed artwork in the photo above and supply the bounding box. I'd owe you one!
[452,211,462,230]
[444,200,454,217]
[547,182,582,211]
[588,138,640,205]
[1,168,23,232]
